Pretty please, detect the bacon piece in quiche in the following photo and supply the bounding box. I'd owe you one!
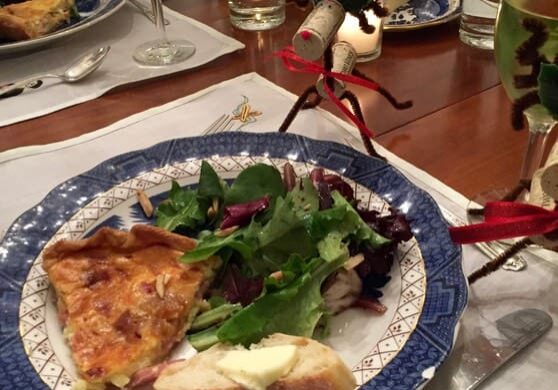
[42,225,217,388]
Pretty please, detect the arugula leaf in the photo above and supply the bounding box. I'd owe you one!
[330,191,391,248]
[216,257,342,346]
[302,206,347,241]
[256,197,302,248]
[250,196,317,273]
[180,229,253,263]
[155,181,205,231]
[198,161,226,201]
[289,177,319,218]
[224,164,285,206]
[264,254,309,292]
[317,231,349,263]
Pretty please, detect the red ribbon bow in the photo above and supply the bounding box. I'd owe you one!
[274,46,380,138]
[449,202,558,244]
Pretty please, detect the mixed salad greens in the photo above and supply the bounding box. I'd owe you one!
[153,161,412,350]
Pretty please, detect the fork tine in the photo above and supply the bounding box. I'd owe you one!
[202,114,226,136]
[209,115,233,135]
[220,116,234,133]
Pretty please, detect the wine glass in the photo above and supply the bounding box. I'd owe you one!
[472,0,558,269]
[133,0,196,66]
[495,0,558,184]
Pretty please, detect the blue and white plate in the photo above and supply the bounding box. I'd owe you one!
[0,133,467,389]
[385,0,461,31]
[0,0,126,55]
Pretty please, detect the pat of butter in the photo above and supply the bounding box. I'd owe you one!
[216,345,298,390]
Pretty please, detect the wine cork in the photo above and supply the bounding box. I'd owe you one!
[528,141,558,250]
[316,41,357,98]
[292,0,346,61]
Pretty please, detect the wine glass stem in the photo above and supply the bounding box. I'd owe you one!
[151,0,168,42]
[519,116,555,182]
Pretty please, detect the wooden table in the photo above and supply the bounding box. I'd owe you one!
[1,0,556,199]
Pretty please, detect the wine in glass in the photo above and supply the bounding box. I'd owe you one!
[495,0,558,182]
[133,0,196,66]
[479,0,558,269]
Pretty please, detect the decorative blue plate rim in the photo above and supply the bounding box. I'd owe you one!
[0,133,467,389]
[0,0,126,55]
[385,0,461,31]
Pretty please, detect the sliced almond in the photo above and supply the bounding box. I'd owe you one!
[110,374,130,388]
[215,225,239,237]
[136,190,154,218]
[198,299,211,312]
[163,273,171,285]
[207,197,220,219]
[155,274,165,298]
[269,271,284,281]
[343,253,365,270]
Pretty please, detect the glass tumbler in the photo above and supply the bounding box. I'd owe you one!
[228,0,286,31]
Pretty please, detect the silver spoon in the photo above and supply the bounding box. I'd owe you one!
[0,46,110,96]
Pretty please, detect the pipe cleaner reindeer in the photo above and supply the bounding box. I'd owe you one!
[279,0,412,160]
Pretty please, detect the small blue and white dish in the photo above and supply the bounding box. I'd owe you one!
[0,133,467,389]
[385,0,461,31]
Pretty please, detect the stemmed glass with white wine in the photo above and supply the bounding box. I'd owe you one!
[479,0,558,269]
[495,0,557,184]
[133,0,196,66]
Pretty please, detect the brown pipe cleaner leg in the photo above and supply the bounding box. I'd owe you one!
[278,85,321,133]
[512,90,541,130]
[468,238,532,284]
[302,95,324,109]
[352,69,413,109]
[341,90,385,161]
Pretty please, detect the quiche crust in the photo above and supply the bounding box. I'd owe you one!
[43,225,217,388]
[0,0,75,41]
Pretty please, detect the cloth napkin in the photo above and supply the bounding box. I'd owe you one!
[0,3,244,127]
[0,73,556,390]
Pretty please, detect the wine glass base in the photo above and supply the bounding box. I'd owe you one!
[133,39,195,67]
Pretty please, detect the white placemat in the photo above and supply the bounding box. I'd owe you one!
[0,3,244,127]
[0,72,556,390]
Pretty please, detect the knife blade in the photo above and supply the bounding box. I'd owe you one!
[425,308,553,390]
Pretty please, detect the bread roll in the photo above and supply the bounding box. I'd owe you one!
[154,333,356,390]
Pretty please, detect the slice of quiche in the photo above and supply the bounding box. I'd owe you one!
[43,225,218,389]
[0,0,76,41]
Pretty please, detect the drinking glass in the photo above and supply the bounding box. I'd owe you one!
[228,0,286,31]
[133,0,196,66]
[460,0,500,50]
[495,0,558,185]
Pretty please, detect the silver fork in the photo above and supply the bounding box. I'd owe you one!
[201,114,234,135]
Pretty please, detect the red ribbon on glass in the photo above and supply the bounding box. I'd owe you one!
[449,202,558,244]
[274,46,378,138]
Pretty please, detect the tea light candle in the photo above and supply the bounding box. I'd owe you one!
[336,10,383,62]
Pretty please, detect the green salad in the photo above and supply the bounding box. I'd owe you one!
[152,161,412,350]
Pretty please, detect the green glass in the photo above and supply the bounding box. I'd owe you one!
[495,0,558,180]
